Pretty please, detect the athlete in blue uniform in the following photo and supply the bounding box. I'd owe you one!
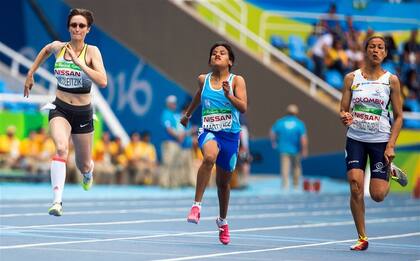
[181,42,247,245]
[340,36,407,251]
[24,8,107,216]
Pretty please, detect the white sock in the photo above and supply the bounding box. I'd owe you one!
[51,156,66,203]
[217,217,228,226]
[192,201,202,210]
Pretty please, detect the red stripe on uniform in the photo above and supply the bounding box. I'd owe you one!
[52,156,66,163]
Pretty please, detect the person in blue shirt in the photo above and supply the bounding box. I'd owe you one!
[160,95,183,187]
[270,104,308,190]
[178,104,196,186]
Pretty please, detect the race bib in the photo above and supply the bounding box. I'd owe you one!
[350,104,382,133]
[54,62,83,89]
[202,109,232,131]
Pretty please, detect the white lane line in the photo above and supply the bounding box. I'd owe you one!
[1,205,418,230]
[1,216,419,250]
[0,199,193,209]
[150,232,420,261]
[0,201,356,218]
[1,195,411,209]
[0,197,350,209]
[2,199,419,218]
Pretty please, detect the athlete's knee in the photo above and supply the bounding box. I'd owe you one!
[54,142,69,158]
[370,190,386,202]
[349,179,363,197]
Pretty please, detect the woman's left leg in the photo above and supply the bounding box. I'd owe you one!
[72,132,94,190]
[215,166,233,245]
[216,166,233,219]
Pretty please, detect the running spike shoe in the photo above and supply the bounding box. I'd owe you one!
[389,162,408,187]
[217,223,230,245]
[350,236,368,251]
[82,161,94,191]
[187,206,200,224]
[48,202,63,216]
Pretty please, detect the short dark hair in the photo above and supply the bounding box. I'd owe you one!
[208,42,235,70]
[67,8,94,28]
[364,35,387,52]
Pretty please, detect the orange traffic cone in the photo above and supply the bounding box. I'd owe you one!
[303,179,312,192]
[313,180,321,193]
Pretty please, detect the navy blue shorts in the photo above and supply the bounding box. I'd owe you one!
[345,137,389,180]
[198,128,240,172]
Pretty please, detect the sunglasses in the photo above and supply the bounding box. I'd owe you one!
[70,23,87,29]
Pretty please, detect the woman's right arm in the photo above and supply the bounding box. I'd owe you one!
[24,41,63,97]
[339,72,354,126]
[180,74,205,127]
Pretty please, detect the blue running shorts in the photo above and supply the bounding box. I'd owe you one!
[198,128,240,172]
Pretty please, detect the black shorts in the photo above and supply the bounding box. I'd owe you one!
[48,97,94,134]
[345,137,389,180]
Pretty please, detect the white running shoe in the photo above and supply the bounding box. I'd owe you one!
[389,163,408,187]
[48,202,63,216]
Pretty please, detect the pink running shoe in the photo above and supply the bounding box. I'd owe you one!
[218,223,230,245]
[187,206,200,224]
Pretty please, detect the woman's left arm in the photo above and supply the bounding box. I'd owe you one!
[66,45,107,87]
[384,74,403,164]
[223,75,247,113]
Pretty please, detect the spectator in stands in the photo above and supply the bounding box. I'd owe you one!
[0,125,20,169]
[191,134,203,187]
[343,16,361,52]
[159,95,183,188]
[383,34,398,63]
[236,113,251,188]
[109,136,127,184]
[92,132,115,184]
[401,29,419,83]
[325,38,350,76]
[125,132,141,184]
[311,29,334,78]
[37,132,56,177]
[138,131,158,185]
[24,8,107,216]
[405,69,420,100]
[270,104,308,190]
[346,42,364,71]
[178,105,196,186]
[181,42,247,245]
[340,35,407,251]
[18,130,40,174]
[18,128,55,177]
[322,3,340,33]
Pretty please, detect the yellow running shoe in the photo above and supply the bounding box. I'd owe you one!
[82,174,93,191]
[48,202,63,216]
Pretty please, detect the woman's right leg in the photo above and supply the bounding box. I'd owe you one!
[187,139,219,224]
[48,117,71,216]
[348,169,366,238]
[345,137,369,250]
[194,140,219,202]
